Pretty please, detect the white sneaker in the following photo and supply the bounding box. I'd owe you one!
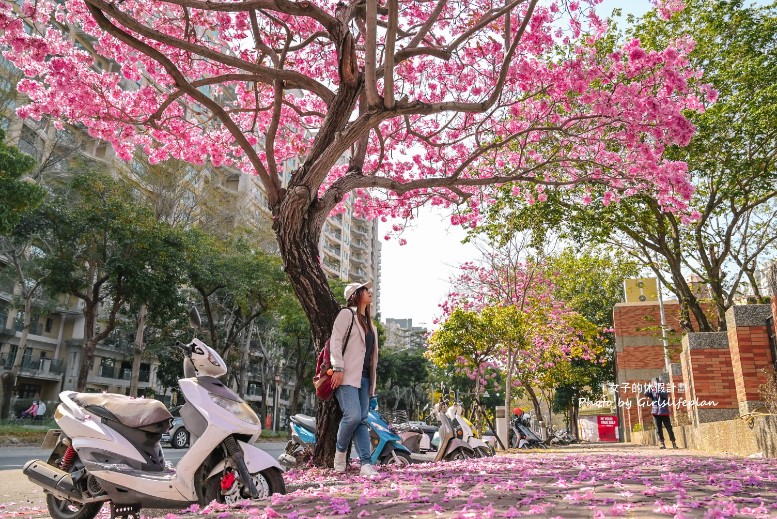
[334,450,347,473]
[360,464,379,478]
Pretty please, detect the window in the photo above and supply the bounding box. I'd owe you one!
[21,347,32,367]
[18,383,41,399]
[7,345,18,367]
[99,358,115,378]
[45,318,54,333]
[0,302,8,329]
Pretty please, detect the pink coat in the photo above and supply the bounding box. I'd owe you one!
[329,307,379,396]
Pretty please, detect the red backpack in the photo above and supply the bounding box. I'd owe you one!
[313,309,355,400]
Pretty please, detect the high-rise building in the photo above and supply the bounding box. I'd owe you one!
[319,200,381,312]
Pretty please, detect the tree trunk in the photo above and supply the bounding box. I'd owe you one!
[237,322,253,398]
[503,351,513,450]
[129,304,148,397]
[664,258,714,332]
[76,304,99,392]
[0,299,33,418]
[524,384,544,424]
[571,400,580,439]
[274,194,343,467]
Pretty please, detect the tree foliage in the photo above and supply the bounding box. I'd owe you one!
[37,165,186,390]
[0,128,43,234]
[474,0,777,332]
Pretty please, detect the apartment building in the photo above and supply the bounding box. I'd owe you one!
[320,205,382,313]
[0,21,381,420]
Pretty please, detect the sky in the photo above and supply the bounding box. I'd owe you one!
[377,1,654,328]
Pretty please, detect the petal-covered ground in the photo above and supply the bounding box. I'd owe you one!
[3,445,777,518]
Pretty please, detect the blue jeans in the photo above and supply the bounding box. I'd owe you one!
[335,376,372,465]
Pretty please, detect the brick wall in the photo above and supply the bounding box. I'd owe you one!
[614,300,719,437]
[681,332,738,424]
[727,305,774,414]
[614,302,685,435]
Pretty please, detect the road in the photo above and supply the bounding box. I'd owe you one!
[0,442,286,471]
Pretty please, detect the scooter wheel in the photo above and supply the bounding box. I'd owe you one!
[204,467,286,505]
[476,446,493,458]
[46,494,103,519]
[379,450,412,467]
[444,449,471,461]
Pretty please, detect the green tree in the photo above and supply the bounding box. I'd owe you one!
[475,1,777,332]
[183,229,288,359]
[377,347,430,418]
[0,128,43,234]
[0,213,52,418]
[538,248,637,436]
[39,166,184,391]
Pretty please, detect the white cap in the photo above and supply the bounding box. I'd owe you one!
[344,281,373,303]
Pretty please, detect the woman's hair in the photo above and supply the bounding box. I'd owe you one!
[349,287,373,333]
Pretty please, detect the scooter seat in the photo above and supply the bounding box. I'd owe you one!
[72,393,172,432]
[291,414,316,433]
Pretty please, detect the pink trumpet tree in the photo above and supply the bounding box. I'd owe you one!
[435,256,601,423]
[1,0,696,462]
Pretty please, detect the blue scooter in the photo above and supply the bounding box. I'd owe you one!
[278,404,412,470]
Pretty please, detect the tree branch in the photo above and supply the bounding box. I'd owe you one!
[85,0,335,104]
[84,1,283,203]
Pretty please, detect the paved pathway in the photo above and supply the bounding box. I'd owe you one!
[2,444,776,518]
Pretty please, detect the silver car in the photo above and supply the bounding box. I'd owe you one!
[161,408,189,449]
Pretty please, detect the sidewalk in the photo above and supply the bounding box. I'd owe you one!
[269,444,777,518]
[3,443,777,518]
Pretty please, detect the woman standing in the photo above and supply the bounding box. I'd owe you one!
[329,281,380,477]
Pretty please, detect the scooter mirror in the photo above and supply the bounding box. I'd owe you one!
[189,306,202,330]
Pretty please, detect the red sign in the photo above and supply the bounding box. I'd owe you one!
[597,415,618,442]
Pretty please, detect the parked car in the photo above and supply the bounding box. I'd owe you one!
[161,406,189,449]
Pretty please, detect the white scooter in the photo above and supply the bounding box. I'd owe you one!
[446,403,494,457]
[23,308,285,519]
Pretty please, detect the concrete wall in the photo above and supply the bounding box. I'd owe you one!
[631,415,777,458]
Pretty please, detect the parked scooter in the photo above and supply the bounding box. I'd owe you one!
[418,400,475,462]
[446,403,494,457]
[278,402,412,470]
[509,413,547,449]
[278,414,317,468]
[23,308,285,519]
[396,421,438,454]
[549,428,576,445]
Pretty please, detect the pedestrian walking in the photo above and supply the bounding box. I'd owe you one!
[35,400,47,421]
[644,378,678,449]
[328,281,380,477]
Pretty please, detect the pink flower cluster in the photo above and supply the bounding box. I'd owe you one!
[0,0,702,229]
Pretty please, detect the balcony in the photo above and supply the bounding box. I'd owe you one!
[352,225,369,237]
[323,224,342,242]
[0,354,65,380]
[323,244,341,258]
[328,214,343,229]
[351,253,368,266]
[323,257,341,272]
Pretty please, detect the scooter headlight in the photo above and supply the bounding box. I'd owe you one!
[209,394,260,425]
